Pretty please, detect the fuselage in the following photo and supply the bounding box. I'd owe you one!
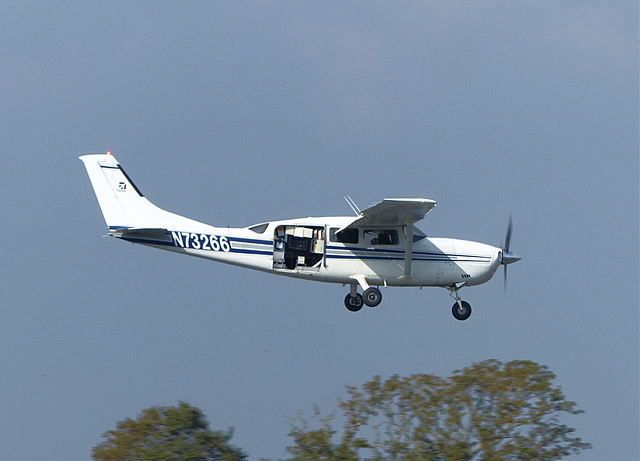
[115,216,502,289]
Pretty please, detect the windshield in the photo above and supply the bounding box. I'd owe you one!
[410,225,427,242]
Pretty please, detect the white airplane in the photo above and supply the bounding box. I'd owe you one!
[80,152,520,320]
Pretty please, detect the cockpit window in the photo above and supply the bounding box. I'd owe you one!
[363,229,399,245]
[329,227,359,244]
[248,223,269,234]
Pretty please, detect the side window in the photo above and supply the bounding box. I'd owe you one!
[329,227,359,244]
[364,229,399,245]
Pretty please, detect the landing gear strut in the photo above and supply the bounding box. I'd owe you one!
[448,285,472,321]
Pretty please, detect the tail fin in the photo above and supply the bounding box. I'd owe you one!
[79,153,205,231]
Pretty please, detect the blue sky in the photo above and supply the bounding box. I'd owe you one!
[0,2,637,460]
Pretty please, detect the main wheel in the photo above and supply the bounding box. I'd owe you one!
[363,287,382,307]
[452,301,472,321]
[345,293,363,312]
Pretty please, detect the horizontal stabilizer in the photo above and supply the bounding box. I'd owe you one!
[109,227,173,244]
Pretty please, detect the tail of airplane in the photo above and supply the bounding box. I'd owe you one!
[79,152,206,231]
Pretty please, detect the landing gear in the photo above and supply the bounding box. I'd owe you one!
[452,301,472,321]
[344,282,381,311]
[344,293,363,312]
[363,287,382,307]
[448,284,472,321]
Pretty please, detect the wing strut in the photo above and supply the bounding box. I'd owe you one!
[402,221,413,280]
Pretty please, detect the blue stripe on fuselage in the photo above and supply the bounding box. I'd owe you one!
[117,231,489,263]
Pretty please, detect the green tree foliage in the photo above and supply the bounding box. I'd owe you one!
[92,401,247,461]
[288,360,591,460]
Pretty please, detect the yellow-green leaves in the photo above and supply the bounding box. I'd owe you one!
[288,360,591,460]
[92,402,246,461]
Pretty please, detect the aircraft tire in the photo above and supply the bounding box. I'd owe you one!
[452,301,472,321]
[363,288,382,307]
[344,293,364,312]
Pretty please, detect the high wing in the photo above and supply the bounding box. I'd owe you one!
[342,198,436,228]
[340,198,437,280]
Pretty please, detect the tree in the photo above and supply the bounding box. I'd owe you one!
[92,401,247,461]
[287,360,591,460]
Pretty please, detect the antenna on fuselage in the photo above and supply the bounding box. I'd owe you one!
[344,196,362,216]
[219,212,230,228]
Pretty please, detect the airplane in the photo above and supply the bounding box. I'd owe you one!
[79,152,521,320]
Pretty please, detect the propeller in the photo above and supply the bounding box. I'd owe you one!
[501,214,521,291]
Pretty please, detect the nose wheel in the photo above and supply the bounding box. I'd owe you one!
[448,285,472,321]
[452,300,472,321]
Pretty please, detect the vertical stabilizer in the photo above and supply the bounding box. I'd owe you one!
[79,153,207,231]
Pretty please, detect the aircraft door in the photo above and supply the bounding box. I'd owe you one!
[273,225,325,272]
[273,226,286,269]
